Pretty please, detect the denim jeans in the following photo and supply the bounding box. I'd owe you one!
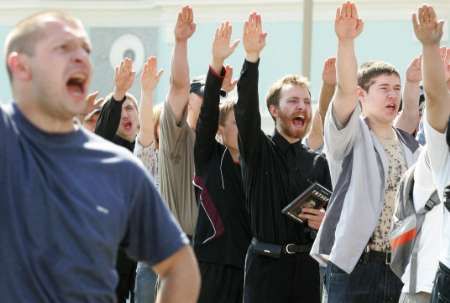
[324,260,403,303]
[431,263,450,303]
[134,262,157,303]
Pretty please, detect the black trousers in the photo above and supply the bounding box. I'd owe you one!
[198,262,244,303]
[243,245,320,303]
[431,262,450,303]
[116,248,137,303]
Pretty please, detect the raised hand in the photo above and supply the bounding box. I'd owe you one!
[405,56,422,83]
[174,6,196,42]
[322,57,337,86]
[140,56,163,96]
[114,58,135,101]
[212,22,240,72]
[412,5,444,46]
[221,65,238,93]
[83,91,100,115]
[243,12,267,62]
[334,2,364,41]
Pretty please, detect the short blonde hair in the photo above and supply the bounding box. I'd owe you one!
[219,100,236,126]
[4,11,82,81]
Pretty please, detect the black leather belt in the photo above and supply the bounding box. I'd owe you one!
[284,243,311,254]
[251,238,311,258]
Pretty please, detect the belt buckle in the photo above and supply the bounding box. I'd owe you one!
[285,243,296,255]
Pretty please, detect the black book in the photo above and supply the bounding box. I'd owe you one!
[281,182,331,224]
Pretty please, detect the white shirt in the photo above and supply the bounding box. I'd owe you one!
[423,118,450,269]
[401,149,443,293]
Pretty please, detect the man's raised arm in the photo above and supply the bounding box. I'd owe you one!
[95,58,135,139]
[166,6,196,123]
[137,56,163,147]
[413,5,449,133]
[394,56,421,134]
[332,2,364,126]
[235,12,267,161]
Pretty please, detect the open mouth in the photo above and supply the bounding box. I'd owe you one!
[292,116,305,128]
[123,121,132,131]
[66,73,87,99]
[385,104,397,112]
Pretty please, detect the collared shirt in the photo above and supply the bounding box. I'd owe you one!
[234,59,332,245]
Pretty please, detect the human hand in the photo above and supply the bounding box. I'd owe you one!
[334,2,364,41]
[221,65,238,93]
[114,58,135,100]
[243,12,267,62]
[297,207,325,230]
[405,56,422,83]
[322,57,337,86]
[412,5,444,46]
[140,56,163,95]
[212,21,240,70]
[174,6,196,42]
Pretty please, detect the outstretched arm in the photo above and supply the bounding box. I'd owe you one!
[235,12,267,161]
[332,2,364,126]
[137,56,163,147]
[306,57,336,150]
[395,56,421,134]
[166,6,196,123]
[413,5,449,133]
[195,22,239,174]
[95,58,135,139]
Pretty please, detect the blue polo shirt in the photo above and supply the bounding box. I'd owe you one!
[0,103,188,303]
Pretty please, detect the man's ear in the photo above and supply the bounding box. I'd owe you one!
[7,52,32,81]
[269,104,278,119]
[356,86,366,102]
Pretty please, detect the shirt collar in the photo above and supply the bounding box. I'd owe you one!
[272,129,304,154]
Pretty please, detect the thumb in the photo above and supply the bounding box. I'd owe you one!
[230,39,240,52]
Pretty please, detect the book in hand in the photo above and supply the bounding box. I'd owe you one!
[281,182,331,224]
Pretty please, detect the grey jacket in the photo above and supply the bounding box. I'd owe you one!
[311,103,420,274]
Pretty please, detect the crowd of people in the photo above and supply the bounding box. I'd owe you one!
[1,1,450,303]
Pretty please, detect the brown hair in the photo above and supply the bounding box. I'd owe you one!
[4,11,82,81]
[219,100,236,127]
[265,75,310,120]
[357,61,400,92]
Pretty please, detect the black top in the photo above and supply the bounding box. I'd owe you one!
[95,96,135,152]
[234,59,332,245]
[193,66,252,269]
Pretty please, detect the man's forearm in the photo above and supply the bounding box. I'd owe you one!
[334,39,359,125]
[155,247,200,303]
[423,44,450,132]
[395,80,420,134]
[170,41,190,91]
[318,83,336,124]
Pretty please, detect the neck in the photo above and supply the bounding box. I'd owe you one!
[276,125,301,144]
[227,146,240,163]
[16,100,76,133]
[367,118,395,140]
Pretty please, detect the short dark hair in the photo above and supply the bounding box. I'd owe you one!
[357,61,400,92]
[265,75,310,120]
[4,11,81,81]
